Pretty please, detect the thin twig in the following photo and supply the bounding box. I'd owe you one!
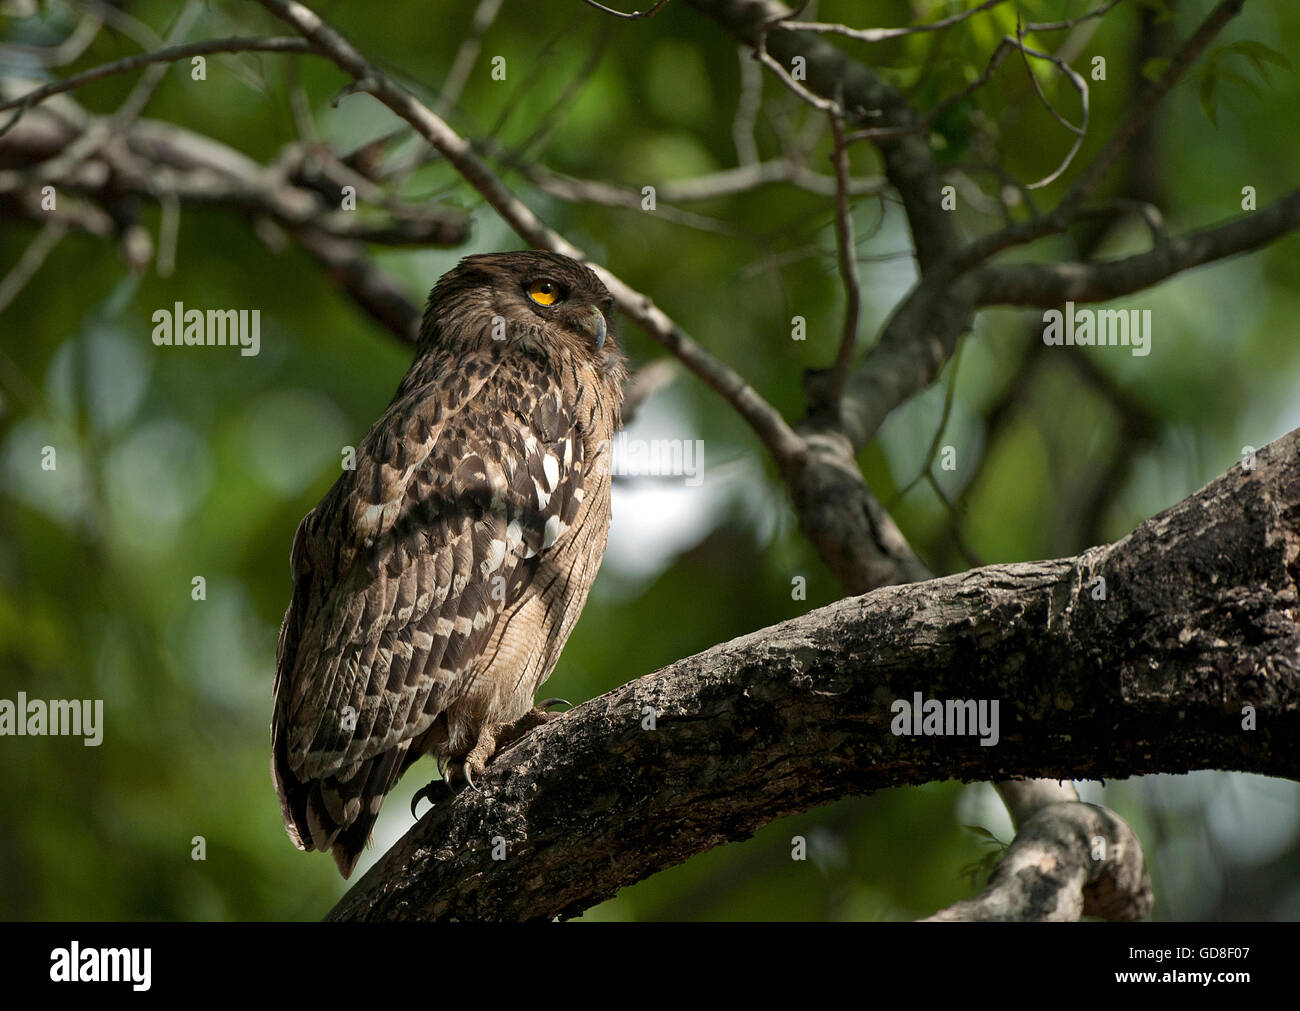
[0,10,104,67]
[1015,19,1085,138]
[8,0,203,184]
[580,0,669,19]
[507,26,612,164]
[286,55,318,141]
[732,45,763,166]
[76,0,163,50]
[1025,0,1126,34]
[0,220,67,315]
[921,37,1016,133]
[1058,0,1244,216]
[1012,19,1089,189]
[927,470,984,570]
[887,338,965,509]
[826,111,860,406]
[780,0,1007,44]
[754,5,844,116]
[434,0,505,118]
[156,191,180,278]
[975,188,1300,306]
[111,1,204,128]
[953,0,1247,271]
[503,150,881,206]
[0,37,313,122]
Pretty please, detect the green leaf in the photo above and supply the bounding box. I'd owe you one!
[1226,40,1292,70]
[1216,68,1263,98]
[961,824,1006,847]
[1224,40,1292,87]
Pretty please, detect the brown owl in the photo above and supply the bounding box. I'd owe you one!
[271,250,626,877]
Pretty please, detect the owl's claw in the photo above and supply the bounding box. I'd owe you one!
[437,756,484,795]
[537,697,573,712]
[410,780,443,819]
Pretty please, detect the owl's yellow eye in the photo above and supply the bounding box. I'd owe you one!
[527,279,562,307]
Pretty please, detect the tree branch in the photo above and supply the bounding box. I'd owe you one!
[0,85,467,343]
[952,0,1247,273]
[926,800,1153,921]
[825,111,861,406]
[327,426,1300,921]
[692,0,959,275]
[779,0,1008,44]
[686,0,963,591]
[975,188,1300,306]
[0,36,313,129]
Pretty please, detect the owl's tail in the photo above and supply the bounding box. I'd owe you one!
[271,730,409,879]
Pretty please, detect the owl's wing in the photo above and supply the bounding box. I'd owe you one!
[271,350,593,867]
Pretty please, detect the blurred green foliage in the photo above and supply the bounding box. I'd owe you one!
[1,0,1299,921]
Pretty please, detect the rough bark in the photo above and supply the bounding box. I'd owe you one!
[326,428,1300,921]
[925,800,1153,922]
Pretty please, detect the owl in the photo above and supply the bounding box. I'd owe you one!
[271,251,626,877]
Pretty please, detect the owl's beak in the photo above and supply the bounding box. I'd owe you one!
[581,307,607,350]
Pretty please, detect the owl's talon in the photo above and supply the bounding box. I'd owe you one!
[463,763,480,793]
[410,780,442,819]
[537,697,573,712]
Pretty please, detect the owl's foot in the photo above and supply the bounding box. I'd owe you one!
[411,753,479,817]
[420,706,571,811]
[496,698,572,752]
[440,731,496,795]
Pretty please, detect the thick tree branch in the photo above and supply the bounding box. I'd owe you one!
[291,226,423,342]
[327,427,1300,921]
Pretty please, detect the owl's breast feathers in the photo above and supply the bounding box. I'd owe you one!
[271,342,620,874]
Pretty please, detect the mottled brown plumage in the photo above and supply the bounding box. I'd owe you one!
[272,251,625,877]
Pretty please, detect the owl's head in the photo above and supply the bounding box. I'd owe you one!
[419,250,621,377]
